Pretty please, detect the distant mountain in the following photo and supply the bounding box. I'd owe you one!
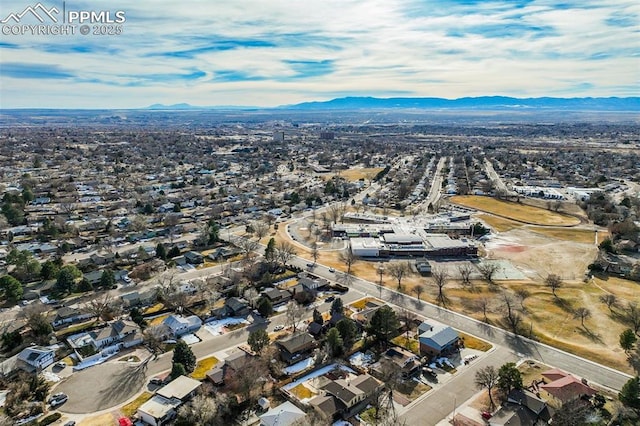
[147,103,199,110]
[286,96,640,111]
[146,103,257,110]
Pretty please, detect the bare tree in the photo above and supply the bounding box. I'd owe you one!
[388,262,409,290]
[377,263,385,297]
[599,293,618,312]
[399,306,416,339]
[163,214,180,243]
[502,293,522,333]
[238,238,259,261]
[573,307,591,328]
[86,293,116,323]
[176,393,229,426]
[478,262,500,284]
[338,248,357,276]
[143,325,168,358]
[130,214,148,232]
[253,221,270,240]
[275,241,296,266]
[285,301,306,333]
[458,263,473,288]
[328,203,345,224]
[514,288,530,311]
[475,365,499,411]
[310,240,319,264]
[623,302,640,334]
[413,284,425,301]
[432,266,449,306]
[545,274,562,298]
[476,297,491,322]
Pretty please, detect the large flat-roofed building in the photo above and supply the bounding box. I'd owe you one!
[350,233,476,258]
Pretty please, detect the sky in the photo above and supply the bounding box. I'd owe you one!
[0,0,638,108]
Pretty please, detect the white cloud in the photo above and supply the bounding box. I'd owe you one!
[0,0,637,108]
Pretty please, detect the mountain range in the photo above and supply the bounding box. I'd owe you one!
[147,96,639,111]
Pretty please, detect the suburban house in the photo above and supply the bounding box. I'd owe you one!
[261,288,292,305]
[418,319,460,358]
[137,375,202,426]
[17,346,55,372]
[67,320,142,351]
[489,389,553,426]
[309,372,383,420]
[205,349,253,385]
[120,290,157,308]
[84,270,105,286]
[162,314,202,337]
[374,346,421,379]
[51,306,94,328]
[184,251,204,265]
[276,332,316,365]
[259,401,306,426]
[540,368,596,405]
[90,320,142,349]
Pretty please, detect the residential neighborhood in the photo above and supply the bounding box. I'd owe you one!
[0,113,638,426]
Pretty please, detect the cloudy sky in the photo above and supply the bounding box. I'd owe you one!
[1,0,638,108]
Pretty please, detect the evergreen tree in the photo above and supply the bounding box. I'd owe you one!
[326,327,344,358]
[55,268,77,294]
[156,243,167,260]
[619,376,640,409]
[173,341,196,373]
[247,329,270,355]
[312,308,323,325]
[497,362,523,394]
[336,318,358,349]
[0,275,23,303]
[100,269,116,289]
[168,246,181,259]
[620,329,637,353]
[170,362,187,381]
[256,297,273,317]
[367,305,400,345]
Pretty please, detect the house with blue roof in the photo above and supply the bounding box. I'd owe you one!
[418,319,460,358]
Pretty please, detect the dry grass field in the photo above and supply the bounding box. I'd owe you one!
[528,227,605,244]
[321,167,383,182]
[477,213,522,232]
[450,195,581,226]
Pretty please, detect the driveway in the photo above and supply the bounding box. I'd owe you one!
[56,362,147,414]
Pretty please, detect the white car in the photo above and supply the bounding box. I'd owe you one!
[273,325,285,332]
[328,268,335,273]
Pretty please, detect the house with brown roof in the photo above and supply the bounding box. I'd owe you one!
[540,369,596,405]
[309,373,383,420]
[276,332,316,365]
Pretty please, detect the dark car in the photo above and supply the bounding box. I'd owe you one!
[149,378,164,386]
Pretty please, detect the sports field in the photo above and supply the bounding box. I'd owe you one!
[451,195,580,226]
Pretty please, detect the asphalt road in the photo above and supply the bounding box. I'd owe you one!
[400,345,517,424]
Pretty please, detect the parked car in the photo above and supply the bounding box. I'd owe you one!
[149,378,163,386]
[64,421,76,426]
[49,393,68,407]
[325,296,335,303]
[273,325,285,331]
[55,361,67,369]
[328,268,335,273]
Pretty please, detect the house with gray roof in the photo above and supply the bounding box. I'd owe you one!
[17,346,54,372]
[418,319,460,358]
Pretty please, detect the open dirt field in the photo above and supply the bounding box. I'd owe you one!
[483,228,597,281]
[450,195,581,226]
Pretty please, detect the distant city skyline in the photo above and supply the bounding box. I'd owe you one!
[1,0,638,109]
